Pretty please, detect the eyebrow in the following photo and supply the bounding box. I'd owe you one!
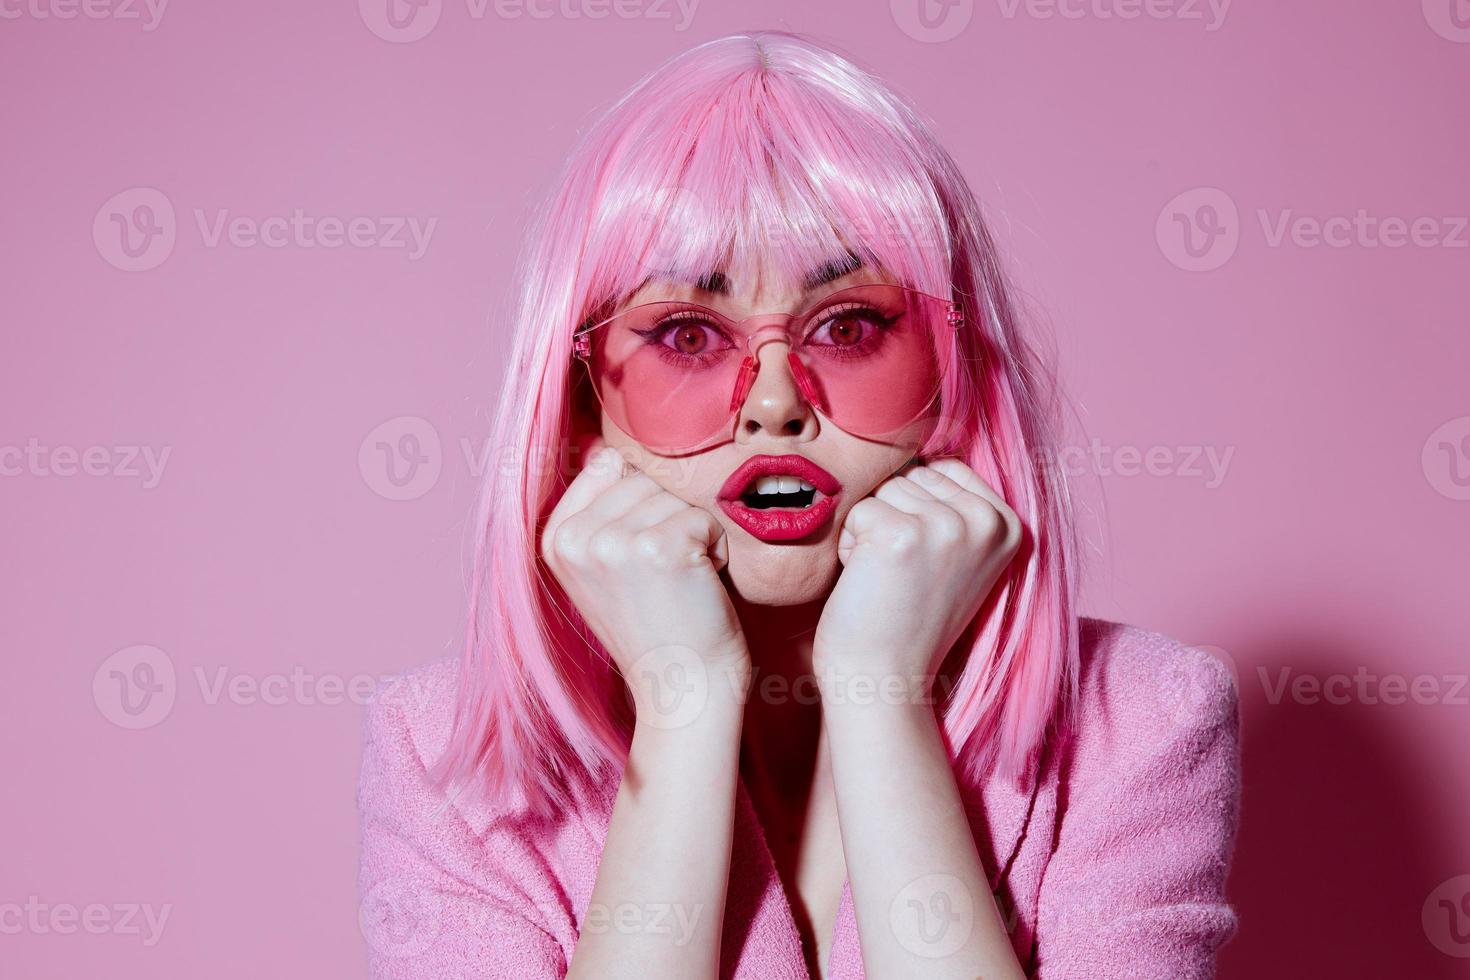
[800,251,864,291]
[642,251,865,298]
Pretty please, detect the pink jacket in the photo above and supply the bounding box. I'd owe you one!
[358,617,1241,978]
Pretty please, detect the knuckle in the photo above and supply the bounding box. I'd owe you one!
[1001,511,1025,553]
[928,508,968,545]
[970,501,1005,542]
[547,519,584,565]
[587,526,626,566]
[881,514,925,555]
[539,524,559,564]
[630,528,676,567]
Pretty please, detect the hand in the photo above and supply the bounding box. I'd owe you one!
[540,438,751,719]
[812,458,1023,697]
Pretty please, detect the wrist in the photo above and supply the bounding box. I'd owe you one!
[625,647,750,735]
[811,651,937,711]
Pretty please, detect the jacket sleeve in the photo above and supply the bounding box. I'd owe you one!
[1031,642,1242,979]
[357,689,571,978]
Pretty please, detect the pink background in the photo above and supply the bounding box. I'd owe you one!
[3,1,1468,976]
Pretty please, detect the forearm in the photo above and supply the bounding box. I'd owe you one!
[566,684,745,980]
[821,681,1026,980]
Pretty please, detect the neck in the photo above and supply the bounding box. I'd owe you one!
[731,592,824,677]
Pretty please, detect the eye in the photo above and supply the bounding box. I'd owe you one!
[638,313,736,359]
[805,304,896,350]
[664,320,720,355]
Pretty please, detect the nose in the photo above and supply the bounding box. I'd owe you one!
[734,338,817,442]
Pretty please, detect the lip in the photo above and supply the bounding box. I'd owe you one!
[717,454,844,543]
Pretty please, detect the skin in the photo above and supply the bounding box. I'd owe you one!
[545,258,1027,980]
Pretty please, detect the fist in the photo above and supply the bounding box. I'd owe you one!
[814,458,1023,691]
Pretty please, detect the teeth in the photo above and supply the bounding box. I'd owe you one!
[751,475,818,495]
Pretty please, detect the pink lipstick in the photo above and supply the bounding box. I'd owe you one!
[717,454,843,543]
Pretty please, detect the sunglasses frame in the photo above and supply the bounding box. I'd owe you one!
[570,283,965,450]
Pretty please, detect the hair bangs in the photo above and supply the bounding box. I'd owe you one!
[576,59,955,322]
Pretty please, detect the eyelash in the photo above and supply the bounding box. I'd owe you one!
[634,303,897,366]
[632,314,735,367]
[805,303,897,359]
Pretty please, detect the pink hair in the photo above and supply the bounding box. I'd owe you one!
[434,31,1080,814]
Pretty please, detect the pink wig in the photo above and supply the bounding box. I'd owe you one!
[435,31,1080,814]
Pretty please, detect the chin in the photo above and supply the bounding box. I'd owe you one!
[723,536,838,605]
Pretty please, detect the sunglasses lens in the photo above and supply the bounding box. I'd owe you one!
[790,285,944,441]
[588,302,746,453]
[583,286,947,452]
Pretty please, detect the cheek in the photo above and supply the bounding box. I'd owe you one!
[829,438,918,503]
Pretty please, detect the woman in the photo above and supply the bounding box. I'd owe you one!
[357,31,1240,980]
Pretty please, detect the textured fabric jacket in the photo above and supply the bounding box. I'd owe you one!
[357,617,1242,978]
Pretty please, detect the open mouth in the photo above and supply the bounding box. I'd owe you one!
[717,454,843,543]
[739,475,818,510]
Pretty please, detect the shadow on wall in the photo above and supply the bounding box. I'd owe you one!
[1219,633,1464,979]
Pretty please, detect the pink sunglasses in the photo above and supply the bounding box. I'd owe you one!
[572,282,963,454]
